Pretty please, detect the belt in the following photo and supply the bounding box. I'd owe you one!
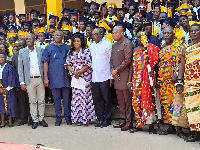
[30,76,41,78]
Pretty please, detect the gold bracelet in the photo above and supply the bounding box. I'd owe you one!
[127,82,132,86]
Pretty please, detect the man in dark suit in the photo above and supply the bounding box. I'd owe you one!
[110,26,133,131]
[18,34,48,129]
[12,39,31,126]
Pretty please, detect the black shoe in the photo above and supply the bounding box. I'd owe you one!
[94,120,104,127]
[39,120,48,127]
[66,121,72,125]
[17,120,28,126]
[55,122,61,126]
[102,121,111,127]
[32,122,38,129]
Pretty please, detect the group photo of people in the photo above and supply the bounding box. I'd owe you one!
[0,0,200,144]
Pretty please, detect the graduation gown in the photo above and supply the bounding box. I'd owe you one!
[0,64,19,116]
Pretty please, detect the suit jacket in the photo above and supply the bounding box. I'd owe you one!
[110,37,133,90]
[18,46,44,85]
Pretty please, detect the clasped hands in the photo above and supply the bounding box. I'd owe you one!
[0,87,8,94]
[112,70,120,81]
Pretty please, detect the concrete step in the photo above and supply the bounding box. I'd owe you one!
[44,104,120,119]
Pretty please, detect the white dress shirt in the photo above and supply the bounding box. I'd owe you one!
[29,47,41,76]
[90,40,112,82]
[0,63,13,91]
[36,40,46,49]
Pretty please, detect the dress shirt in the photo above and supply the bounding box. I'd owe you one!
[183,30,190,43]
[90,40,112,82]
[36,41,46,49]
[0,63,13,91]
[29,47,41,76]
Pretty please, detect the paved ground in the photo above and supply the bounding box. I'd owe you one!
[0,117,200,150]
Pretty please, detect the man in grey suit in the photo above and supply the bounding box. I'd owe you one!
[18,33,48,129]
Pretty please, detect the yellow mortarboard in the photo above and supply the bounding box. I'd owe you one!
[7,33,17,39]
[17,30,29,38]
[61,24,73,32]
[106,3,117,9]
[176,3,193,11]
[160,6,172,18]
[99,22,111,31]
[35,27,46,35]
[178,11,193,16]
[189,21,200,26]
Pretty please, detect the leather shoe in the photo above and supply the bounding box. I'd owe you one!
[17,120,28,126]
[102,121,111,127]
[94,120,104,127]
[121,125,132,131]
[32,122,38,129]
[113,123,125,128]
[66,121,72,125]
[39,120,48,127]
[55,122,61,126]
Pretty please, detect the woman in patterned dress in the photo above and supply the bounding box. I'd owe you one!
[65,33,96,126]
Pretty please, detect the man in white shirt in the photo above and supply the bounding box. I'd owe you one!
[90,28,113,128]
[18,34,48,129]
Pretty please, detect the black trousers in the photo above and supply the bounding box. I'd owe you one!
[91,80,112,122]
[16,88,30,121]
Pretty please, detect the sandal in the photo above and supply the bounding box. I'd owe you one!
[159,129,176,135]
[185,135,199,142]
[177,131,186,139]
[77,122,82,126]
[129,126,138,133]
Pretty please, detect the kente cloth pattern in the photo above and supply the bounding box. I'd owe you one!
[184,42,200,131]
[132,48,155,128]
[158,40,185,124]
[66,48,97,124]
[172,92,189,128]
[0,80,7,114]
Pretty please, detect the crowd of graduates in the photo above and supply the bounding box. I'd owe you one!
[0,0,200,144]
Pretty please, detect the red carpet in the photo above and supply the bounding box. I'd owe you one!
[0,143,49,150]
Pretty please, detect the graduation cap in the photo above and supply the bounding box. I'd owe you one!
[10,26,18,33]
[114,21,127,30]
[39,14,46,18]
[101,2,107,8]
[48,26,57,33]
[115,7,127,12]
[189,21,200,26]
[161,18,175,28]
[7,33,17,39]
[0,25,8,31]
[32,19,40,26]
[79,17,88,23]
[99,22,111,31]
[90,1,100,9]
[49,15,59,22]
[21,21,32,27]
[35,27,46,34]
[176,3,193,11]
[144,20,153,27]
[61,24,73,32]
[61,8,71,14]
[2,13,8,18]
[69,12,78,17]
[177,11,193,16]
[18,14,27,19]
[128,1,138,8]
[0,32,7,38]
[106,3,117,9]
[93,10,102,15]
[86,21,96,29]
[9,11,15,16]
[17,30,29,38]
[83,1,90,7]
[60,17,71,24]
[30,9,40,15]
[167,0,179,7]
